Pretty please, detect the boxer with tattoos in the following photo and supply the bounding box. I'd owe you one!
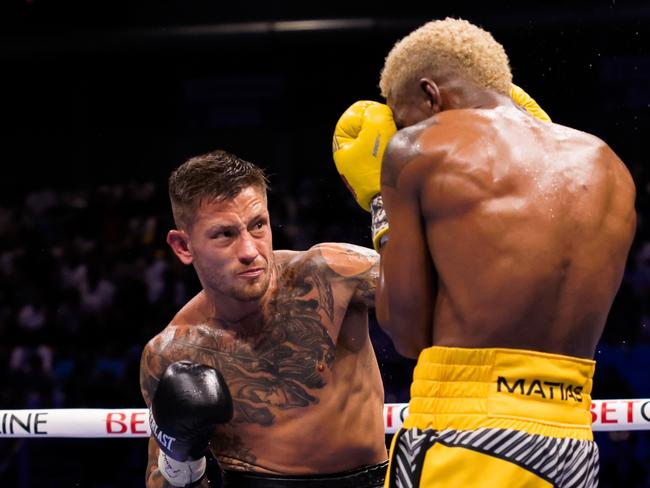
[139,150,387,487]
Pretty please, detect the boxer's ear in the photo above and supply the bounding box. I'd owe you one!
[420,78,441,114]
[167,229,193,265]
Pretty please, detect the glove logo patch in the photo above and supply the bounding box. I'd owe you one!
[149,410,176,451]
[372,133,381,158]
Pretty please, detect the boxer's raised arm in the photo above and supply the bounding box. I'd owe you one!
[141,342,216,488]
[376,131,435,358]
[314,242,379,308]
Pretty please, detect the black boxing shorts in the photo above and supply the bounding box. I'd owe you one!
[222,461,387,488]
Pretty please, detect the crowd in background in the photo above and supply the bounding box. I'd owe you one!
[0,157,649,485]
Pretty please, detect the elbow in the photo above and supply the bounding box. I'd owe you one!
[376,301,389,328]
[391,336,427,359]
[377,315,429,360]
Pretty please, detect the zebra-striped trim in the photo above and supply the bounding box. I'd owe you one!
[390,427,599,488]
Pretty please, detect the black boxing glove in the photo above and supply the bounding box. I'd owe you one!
[149,360,233,487]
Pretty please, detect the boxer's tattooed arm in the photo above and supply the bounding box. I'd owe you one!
[354,271,378,308]
[140,331,260,468]
[141,340,215,485]
[314,243,379,308]
[139,343,172,407]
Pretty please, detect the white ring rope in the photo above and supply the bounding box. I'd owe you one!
[0,399,649,438]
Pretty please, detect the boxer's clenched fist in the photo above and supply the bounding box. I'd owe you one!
[150,361,232,487]
[332,101,397,211]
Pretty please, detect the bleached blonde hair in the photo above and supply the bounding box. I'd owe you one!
[379,18,512,99]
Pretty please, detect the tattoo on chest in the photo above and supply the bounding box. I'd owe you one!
[141,257,338,436]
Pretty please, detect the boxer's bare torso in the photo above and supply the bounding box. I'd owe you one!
[378,104,636,359]
[141,244,387,480]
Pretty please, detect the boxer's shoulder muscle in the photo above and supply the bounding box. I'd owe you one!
[311,242,377,277]
[306,243,379,307]
[381,114,474,196]
[381,121,428,190]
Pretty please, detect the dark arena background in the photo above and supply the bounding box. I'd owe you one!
[1,0,649,486]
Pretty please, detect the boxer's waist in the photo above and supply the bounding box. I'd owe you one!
[405,346,595,439]
[222,462,387,488]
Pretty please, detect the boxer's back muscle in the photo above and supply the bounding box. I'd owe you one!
[408,108,636,357]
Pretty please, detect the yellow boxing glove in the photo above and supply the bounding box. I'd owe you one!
[510,83,551,122]
[332,101,397,211]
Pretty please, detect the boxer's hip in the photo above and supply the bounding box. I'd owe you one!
[222,461,388,488]
[405,346,596,440]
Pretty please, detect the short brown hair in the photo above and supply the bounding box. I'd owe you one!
[380,18,512,99]
[169,149,269,229]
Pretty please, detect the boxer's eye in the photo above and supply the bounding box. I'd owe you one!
[211,228,235,239]
[250,219,267,236]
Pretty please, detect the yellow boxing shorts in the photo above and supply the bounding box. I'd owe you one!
[385,347,599,488]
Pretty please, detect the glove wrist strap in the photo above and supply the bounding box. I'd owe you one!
[158,451,206,487]
[370,194,390,251]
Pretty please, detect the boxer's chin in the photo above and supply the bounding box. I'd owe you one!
[230,269,271,301]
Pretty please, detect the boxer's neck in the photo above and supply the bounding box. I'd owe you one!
[206,262,278,334]
[437,74,510,112]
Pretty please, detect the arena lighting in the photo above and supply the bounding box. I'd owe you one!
[2,6,649,56]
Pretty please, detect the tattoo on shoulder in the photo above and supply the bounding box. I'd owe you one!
[140,343,171,408]
[313,244,379,307]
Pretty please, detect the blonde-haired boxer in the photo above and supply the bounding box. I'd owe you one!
[333,17,636,488]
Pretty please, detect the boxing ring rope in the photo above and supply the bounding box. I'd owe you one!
[1,399,649,438]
